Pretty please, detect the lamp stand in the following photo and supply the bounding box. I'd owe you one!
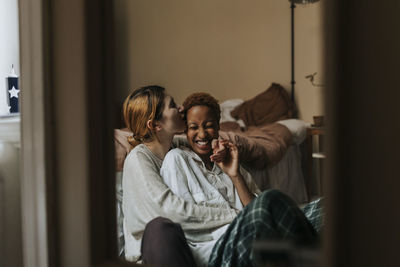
[290,1,296,104]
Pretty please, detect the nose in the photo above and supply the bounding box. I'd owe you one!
[178,104,184,113]
[197,127,207,139]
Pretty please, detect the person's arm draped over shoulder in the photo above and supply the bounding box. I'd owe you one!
[122,148,237,233]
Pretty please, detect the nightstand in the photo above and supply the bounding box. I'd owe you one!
[306,126,325,200]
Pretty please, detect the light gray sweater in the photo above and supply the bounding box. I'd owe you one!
[122,143,238,262]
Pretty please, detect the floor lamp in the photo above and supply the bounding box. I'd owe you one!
[289,0,320,104]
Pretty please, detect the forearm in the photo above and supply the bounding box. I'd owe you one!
[229,172,255,206]
[155,189,238,230]
[125,151,237,232]
[124,175,237,234]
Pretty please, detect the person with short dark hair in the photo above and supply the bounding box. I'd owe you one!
[160,92,319,266]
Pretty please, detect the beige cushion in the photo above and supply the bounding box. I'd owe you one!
[114,128,133,171]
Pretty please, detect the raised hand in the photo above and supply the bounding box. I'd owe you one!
[212,140,255,206]
[215,142,240,179]
[210,139,229,163]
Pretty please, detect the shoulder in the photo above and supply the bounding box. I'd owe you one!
[126,144,150,161]
[171,135,189,148]
[163,147,201,169]
[123,145,163,183]
[164,147,192,162]
[125,144,161,170]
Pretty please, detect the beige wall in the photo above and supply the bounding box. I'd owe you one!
[114,0,324,122]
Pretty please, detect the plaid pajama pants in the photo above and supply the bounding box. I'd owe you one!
[208,189,323,267]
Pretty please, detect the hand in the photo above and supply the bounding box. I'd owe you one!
[215,142,240,179]
[210,139,229,163]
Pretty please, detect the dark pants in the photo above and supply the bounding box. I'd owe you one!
[141,217,196,267]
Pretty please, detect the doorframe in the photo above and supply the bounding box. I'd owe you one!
[19,0,138,265]
[19,0,52,266]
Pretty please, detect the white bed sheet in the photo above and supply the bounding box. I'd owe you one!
[247,145,308,204]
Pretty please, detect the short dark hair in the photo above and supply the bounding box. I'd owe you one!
[182,92,221,122]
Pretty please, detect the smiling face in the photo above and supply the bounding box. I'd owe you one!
[186,105,219,161]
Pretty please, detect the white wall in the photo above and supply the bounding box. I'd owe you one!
[0,0,20,116]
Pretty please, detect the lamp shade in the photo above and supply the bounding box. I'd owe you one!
[290,0,320,4]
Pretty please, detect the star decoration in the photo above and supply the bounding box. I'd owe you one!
[9,86,20,99]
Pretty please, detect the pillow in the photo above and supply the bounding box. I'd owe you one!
[219,99,246,128]
[220,99,244,122]
[276,119,311,145]
[230,83,294,126]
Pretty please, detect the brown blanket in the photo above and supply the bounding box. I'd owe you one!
[219,123,292,170]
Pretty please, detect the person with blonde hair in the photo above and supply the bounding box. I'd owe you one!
[121,85,234,266]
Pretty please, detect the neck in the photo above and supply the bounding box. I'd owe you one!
[200,153,213,171]
[144,131,174,160]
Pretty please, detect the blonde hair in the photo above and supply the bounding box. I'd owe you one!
[123,85,166,148]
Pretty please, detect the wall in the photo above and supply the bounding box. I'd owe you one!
[0,0,20,116]
[114,0,324,122]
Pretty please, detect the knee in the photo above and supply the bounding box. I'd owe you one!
[144,217,184,241]
[255,189,284,204]
[260,189,284,198]
[259,189,291,201]
[251,189,296,210]
[146,216,174,231]
[141,217,195,266]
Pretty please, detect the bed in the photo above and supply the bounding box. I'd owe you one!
[216,83,309,204]
[218,102,309,204]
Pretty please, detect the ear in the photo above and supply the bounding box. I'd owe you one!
[147,119,162,132]
[146,119,154,131]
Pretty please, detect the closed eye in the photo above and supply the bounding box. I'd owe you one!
[205,123,214,128]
